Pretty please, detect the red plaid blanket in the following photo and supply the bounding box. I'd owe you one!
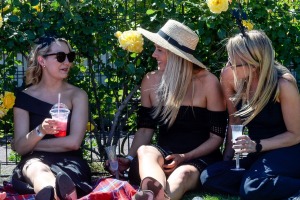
[1,178,137,200]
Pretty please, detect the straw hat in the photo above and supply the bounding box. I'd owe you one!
[137,19,206,69]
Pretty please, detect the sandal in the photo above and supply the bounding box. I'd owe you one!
[140,177,170,200]
[35,186,54,200]
[55,172,77,200]
[132,190,154,200]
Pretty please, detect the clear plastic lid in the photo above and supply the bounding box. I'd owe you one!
[51,103,69,110]
[49,103,70,116]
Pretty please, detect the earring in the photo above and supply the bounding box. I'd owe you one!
[43,65,46,68]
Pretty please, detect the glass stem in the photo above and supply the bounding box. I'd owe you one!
[236,153,240,169]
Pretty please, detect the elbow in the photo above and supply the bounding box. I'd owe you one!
[67,142,81,151]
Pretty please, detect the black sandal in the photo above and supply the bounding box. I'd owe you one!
[35,186,54,200]
[55,172,76,200]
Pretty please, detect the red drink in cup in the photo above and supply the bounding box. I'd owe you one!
[49,103,70,138]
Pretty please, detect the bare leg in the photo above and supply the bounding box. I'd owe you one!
[22,158,58,199]
[137,145,166,188]
[167,165,199,200]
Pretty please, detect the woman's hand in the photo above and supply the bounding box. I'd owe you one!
[233,135,256,153]
[105,156,131,178]
[163,154,185,175]
[40,118,60,135]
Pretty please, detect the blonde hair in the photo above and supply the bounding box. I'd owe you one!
[153,50,194,127]
[227,30,296,124]
[26,38,72,85]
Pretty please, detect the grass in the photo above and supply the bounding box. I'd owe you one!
[182,191,240,200]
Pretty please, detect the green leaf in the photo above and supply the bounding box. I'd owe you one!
[8,15,20,22]
[146,9,156,15]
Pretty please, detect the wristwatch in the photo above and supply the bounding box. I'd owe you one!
[126,155,134,162]
[35,125,45,137]
[255,139,262,153]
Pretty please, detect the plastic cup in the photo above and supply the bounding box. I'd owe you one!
[105,145,119,179]
[49,103,70,137]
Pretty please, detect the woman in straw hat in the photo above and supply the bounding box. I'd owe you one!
[201,30,300,199]
[114,19,227,200]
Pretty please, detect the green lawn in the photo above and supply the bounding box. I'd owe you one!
[182,191,240,200]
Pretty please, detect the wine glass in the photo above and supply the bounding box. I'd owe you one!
[105,145,119,179]
[231,125,245,171]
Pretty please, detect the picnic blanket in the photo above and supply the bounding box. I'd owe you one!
[0,177,137,200]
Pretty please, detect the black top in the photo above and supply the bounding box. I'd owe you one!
[246,100,286,140]
[137,106,227,161]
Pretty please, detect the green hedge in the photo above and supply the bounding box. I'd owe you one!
[0,0,299,147]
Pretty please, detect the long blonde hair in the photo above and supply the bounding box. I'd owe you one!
[153,50,194,127]
[26,38,72,85]
[227,30,296,124]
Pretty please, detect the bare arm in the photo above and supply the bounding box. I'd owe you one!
[257,76,300,151]
[127,72,157,157]
[220,66,240,160]
[13,107,44,155]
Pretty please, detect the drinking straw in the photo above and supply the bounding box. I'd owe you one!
[58,93,61,115]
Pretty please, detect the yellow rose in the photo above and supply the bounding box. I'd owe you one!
[207,0,229,14]
[242,20,254,30]
[0,16,3,28]
[86,122,95,131]
[114,31,122,38]
[118,30,144,53]
[2,91,16,109]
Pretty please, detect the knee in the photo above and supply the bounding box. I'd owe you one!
[173,167,197,184]
[136,145,156,157]
[23,159,51,176]
[240,176,274,200]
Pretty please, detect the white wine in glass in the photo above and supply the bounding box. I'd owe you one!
[231,125,245,171]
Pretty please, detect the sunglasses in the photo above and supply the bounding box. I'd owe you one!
[43,52,76,63]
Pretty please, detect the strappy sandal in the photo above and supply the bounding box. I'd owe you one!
[140,177,170,200]
[35,186,54,200]
[55,172,77,200]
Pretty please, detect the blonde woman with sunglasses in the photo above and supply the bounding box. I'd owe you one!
[12,36,92,200]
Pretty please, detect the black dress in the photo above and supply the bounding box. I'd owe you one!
[11,92,93,197]
[129,106,227,185]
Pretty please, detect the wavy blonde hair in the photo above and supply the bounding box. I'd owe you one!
[153,50,194,127]
[227,30,296,125]
[26,38,72,85]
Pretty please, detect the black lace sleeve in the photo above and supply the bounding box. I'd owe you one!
[208,110,228,138]
[137,106,156,130]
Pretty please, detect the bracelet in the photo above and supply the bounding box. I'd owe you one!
[255,139,262,153]
[126,155,134,162]
[35,125,45,137]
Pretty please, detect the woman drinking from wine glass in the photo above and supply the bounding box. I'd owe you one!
[200,30,300,200]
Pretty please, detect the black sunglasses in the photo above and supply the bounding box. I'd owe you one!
[43,52,76,63]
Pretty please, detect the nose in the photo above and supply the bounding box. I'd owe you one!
[152,50,157,58]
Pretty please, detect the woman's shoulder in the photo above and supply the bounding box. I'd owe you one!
[65,83,88,99]
[194,69,220,86]
[141,70,163,86]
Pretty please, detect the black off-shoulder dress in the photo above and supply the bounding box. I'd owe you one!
[11,92,92,198]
